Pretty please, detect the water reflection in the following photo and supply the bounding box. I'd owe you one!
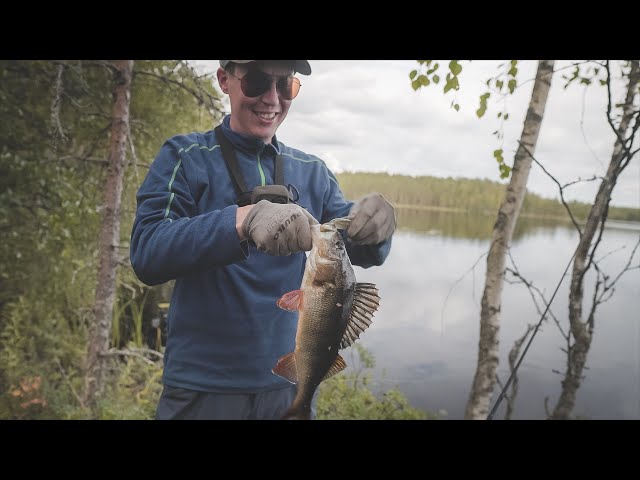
[396,207,578,241]
[347,208,640,419]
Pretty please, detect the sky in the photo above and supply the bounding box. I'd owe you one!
[194,60,639,209]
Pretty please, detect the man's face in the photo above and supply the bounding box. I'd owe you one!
[217,61,296,143]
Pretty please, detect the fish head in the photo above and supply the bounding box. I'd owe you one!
[307,219,350,282]
[311,222,346,262]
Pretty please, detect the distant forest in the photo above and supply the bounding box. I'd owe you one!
[336,172,640,222]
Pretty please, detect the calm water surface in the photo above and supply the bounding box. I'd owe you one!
[346,209,640,420]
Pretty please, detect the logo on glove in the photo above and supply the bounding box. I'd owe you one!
[273,212,301,240]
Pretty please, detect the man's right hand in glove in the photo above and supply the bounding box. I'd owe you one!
[236,200,318,256]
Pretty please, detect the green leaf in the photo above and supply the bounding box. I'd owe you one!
[449,60,462,76]
[409,70,417,80]
[504,113,509,120]
[476,106,487,118]
[444,80,454,93]
[453,104,460,111]
[496,80,504,90]
[411,79,421,91]
[499,164,512,179]
[433,74,440,84]
[599,79,607,86]
[418,75,430,86]
[508,79,517,94]
[498,112,502,118]
[508,66,518,77]
[493,149,504,163]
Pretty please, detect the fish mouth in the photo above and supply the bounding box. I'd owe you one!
[319,224,337,233]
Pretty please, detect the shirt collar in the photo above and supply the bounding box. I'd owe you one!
[221,115,281,156]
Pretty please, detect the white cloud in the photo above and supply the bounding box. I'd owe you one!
[194,60,640,208]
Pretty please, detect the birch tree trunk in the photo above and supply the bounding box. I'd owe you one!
[83,60,134,407]
[550,60,640,420]
[464,60,555,420]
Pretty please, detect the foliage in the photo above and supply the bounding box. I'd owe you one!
[410,60,522,178]
[316,344,434,420]
[0,60,223,418]
[95,353,163,420]
[0,294,87,419]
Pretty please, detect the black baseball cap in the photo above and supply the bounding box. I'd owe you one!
[219,60,312,76]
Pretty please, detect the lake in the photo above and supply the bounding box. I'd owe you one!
[346,208,640,420]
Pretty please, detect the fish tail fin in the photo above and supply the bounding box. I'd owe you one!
[280,399,311,420]
[281,405,311,420]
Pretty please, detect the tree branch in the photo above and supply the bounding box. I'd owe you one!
[517,140,582,235]
[579,83,604,169]
[55,357,85,409]
[515,60,599,90]
[102,347,163,366]
[605,236,640,290]
[133,63,224,116]
[505,249,566,339]
[126,121,140,184]
[605,61,640,166]
[441,250,488,331]
[50,63,68,142]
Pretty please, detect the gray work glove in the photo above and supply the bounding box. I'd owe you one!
[346,193,396,245]
[242,200,319,256]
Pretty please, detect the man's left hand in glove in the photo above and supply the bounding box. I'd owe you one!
[346,192,396,245]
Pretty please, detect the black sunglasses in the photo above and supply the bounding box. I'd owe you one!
[230,68,301,100]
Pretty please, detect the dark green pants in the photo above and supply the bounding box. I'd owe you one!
[156,384,309,420]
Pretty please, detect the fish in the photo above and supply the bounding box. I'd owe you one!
[273,217,380,420]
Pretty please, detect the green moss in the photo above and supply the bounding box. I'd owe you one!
[316,344,437,420]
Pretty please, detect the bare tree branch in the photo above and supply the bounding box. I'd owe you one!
[133,62,224,117]
[441,250,488,332]
[505,249,566,338]
[102,348,158,366]
[504,324,536,420]
[517,140,583,234]
[126,121,140,184]
[580,84,605,169]
[514,61,596,91]
[58,155,108,165]
[605,61,640,166]
[504,268,567,340]
[604,236,640,290]
[582,203,610,284]
[50,63,68,142]
[561,175,602,190]
[596,244,629,263]
[55,357,85,409]
[587,237,640,327]
[550,60,640,419]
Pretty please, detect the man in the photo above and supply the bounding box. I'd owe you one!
[130,60,395,420]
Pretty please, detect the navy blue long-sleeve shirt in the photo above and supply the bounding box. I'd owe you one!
[130,115,392,392]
